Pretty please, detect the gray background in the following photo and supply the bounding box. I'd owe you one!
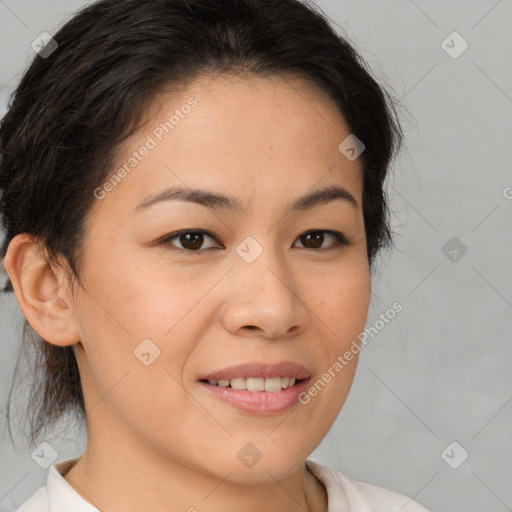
[1,1,511,511]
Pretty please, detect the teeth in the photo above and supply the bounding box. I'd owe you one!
[207,377,298,391]
[246,377,265,391]
[231,378,246,390]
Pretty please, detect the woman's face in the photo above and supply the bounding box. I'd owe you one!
[69,74,370,481]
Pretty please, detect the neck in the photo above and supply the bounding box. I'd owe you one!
[63,425,327,512]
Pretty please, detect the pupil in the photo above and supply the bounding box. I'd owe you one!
[182,233,202,250]
[303,232,323,249]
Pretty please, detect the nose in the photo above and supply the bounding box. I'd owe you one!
[220,246,308,340]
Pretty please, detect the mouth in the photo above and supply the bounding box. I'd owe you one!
[196,361,312,414]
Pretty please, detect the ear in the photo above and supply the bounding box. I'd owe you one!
[3,233,80,347]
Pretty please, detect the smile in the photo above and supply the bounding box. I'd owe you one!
[198,376,311,414]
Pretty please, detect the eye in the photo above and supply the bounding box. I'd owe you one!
[160,229,349,252]
[293,230,350,250]
[160,230,221,251]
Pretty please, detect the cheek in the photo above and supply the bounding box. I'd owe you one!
[82,250,200,342]
[73,242,219,408]
[312,263,371,349]
[302,261,369,408]
[73,293,197,439]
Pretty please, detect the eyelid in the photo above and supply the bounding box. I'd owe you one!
[159,230,220,250]
[295,230,350,249]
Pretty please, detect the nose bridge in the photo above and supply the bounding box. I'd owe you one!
[235,234,291,296]
[224,233,305,335]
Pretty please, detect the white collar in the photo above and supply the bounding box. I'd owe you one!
[47,457,99,511]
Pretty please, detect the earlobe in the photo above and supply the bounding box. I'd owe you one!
[3,233,80,347]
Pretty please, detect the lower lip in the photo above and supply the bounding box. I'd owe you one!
[198,378,311,414]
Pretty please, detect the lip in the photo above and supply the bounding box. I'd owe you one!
[198,361,311,381]
[198,376,311,414]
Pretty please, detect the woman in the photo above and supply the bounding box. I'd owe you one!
[1,0,431,510]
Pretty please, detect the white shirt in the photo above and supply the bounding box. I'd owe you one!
[14,456,431,511]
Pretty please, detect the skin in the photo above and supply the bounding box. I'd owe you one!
[5,73,370,512]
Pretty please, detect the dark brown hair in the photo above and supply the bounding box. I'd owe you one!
[0,0,404,448]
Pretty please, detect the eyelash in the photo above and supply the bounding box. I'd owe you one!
[159,229,350,253]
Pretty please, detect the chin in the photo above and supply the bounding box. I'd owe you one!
[211,448,307,484]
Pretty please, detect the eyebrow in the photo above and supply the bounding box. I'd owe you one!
[134,184,358,214]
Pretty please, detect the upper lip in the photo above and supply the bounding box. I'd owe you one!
[198,361,311,381]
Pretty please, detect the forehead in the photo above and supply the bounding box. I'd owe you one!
[92,73,364,219]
